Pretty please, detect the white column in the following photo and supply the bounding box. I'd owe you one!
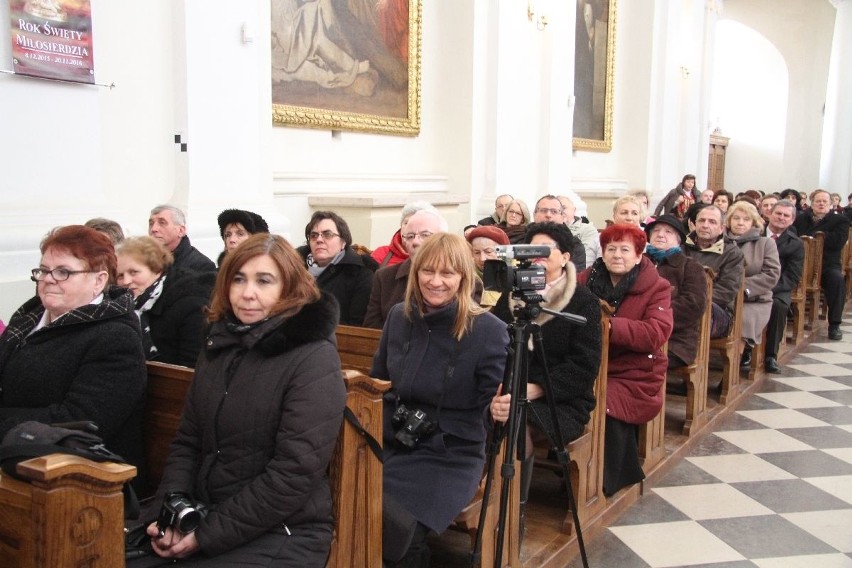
[820,0,852,195]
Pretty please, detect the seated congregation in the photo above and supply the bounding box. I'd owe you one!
[0,184,846,567]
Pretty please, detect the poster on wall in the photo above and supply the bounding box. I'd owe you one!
[9,0,95,84]
[271,0,421,136]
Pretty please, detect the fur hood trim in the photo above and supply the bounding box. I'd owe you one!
[510,262,578,331]
[256,291,340,355]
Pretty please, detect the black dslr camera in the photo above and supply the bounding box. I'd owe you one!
[391,404,437,449]
[156,492,208,537]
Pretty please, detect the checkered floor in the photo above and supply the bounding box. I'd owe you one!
[570,321,852,568]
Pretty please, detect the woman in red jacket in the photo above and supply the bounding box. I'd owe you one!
[578,224,673,496]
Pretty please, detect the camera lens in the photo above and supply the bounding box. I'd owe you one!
[175,508,203,533]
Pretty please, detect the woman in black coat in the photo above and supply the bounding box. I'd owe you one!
[298,210,376,326]
[372,233,508,567]
[0,226,146,480]
[117,237,214,367]
[140,234,346,567]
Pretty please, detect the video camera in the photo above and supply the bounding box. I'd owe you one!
[482,244,550,294]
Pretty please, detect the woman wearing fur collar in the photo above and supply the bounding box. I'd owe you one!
[490,222,602,538]
[141,234,345,567]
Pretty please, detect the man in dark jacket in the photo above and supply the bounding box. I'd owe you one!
[149,205,216,274]
[478,193,513,226]
[764,200,804,372]
[684,206,745,338]
[794,189,850,340]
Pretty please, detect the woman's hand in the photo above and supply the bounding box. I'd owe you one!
[490,384,510,423]
[527,383,545,401]
[147,522,200,559]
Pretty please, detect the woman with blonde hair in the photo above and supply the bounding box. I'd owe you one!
[612,195,646,227]
[117,236,214,367]
[372,233,508,566]
[724,200,780,368]
[498,198,532,244]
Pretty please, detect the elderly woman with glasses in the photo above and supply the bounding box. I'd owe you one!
[0,225,147,486]
[297,211,377,326]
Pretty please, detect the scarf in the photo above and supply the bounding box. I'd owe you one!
[307,249,345,278]
[645,245,682,262]
[584,257,641,309]
[134,274,166,359]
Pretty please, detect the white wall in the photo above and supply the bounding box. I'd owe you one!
[719,0,835,192]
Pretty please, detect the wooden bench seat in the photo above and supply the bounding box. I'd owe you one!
[710,278,745,405]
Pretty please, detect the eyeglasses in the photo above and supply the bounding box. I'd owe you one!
[308,230,340,242]
[507,210,523,216]
[535,207,563,216]
[402,231,434,242]
[31,268,96,282]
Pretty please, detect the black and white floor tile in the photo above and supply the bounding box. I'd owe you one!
[571,321,852,568]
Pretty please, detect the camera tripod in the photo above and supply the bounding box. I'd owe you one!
[471,294,590,568]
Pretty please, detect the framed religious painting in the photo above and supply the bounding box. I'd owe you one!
[573,0,617,151]
[271,0,422,136]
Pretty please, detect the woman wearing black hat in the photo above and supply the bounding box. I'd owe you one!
[644,214,708,370]
[216,208,270,266]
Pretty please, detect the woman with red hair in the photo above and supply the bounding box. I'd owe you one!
[578,224,673,496]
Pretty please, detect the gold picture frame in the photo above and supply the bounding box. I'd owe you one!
[271,0,422,136]
[573,0,617,152]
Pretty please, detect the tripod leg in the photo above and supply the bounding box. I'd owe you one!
[518,452,534,545]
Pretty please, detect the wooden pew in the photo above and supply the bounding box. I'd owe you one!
[335,324,381,374]
[144,360,389,568]
[640,359,666,474]
[804,232,825,330]
[788,235,812,345]
[710,278,745,405]
[0,454,136,568]
[533,302,611,535]
[668,267,713,436]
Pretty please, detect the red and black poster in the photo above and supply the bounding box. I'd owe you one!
[10,0,95,84]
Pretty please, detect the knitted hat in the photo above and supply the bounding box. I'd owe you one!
[217,209,269,238]
[466,225,510,246]
[644,214,686,244]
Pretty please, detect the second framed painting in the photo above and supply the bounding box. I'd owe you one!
[573,0,617,152]
[271,0,422,136]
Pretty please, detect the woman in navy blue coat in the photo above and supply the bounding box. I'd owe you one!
[371,233,508,567]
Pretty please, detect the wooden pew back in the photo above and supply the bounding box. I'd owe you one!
[335,325,381,374]
[804,232,825,329]
[788,235,813,345]
[710,276,745,405]
[668,267,713,436]
[0,454,135,568]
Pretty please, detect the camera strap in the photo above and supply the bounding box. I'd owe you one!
[343,407,383,462]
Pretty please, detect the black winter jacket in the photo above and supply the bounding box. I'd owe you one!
[146,266,215,367]
[0,286,147,477]
[297,245,377,326]
[155,292,345,560]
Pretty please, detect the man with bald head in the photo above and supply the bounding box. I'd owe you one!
[479,194,513,226]
[363,209,448,329]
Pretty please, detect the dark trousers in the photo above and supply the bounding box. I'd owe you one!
[765,298,789,358]
[822,267,846,325]
[710,303,732,339]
